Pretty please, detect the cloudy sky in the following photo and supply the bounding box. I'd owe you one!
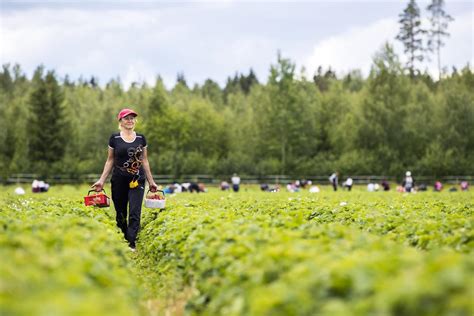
[1,0,472,88]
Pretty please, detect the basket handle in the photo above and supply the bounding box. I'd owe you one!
[88,189,107,196]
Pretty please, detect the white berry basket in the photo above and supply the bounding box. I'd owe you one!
[144,189,166,209]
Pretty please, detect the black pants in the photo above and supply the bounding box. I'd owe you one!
[111,175,145,247]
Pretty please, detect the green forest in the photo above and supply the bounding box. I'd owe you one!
[1,49,472,180]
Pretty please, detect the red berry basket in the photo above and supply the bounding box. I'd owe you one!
[84,189,110,208]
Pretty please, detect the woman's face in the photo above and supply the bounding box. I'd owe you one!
[120,115,136,130]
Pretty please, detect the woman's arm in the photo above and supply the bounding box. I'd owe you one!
[91,148,114,191]
[142,147,158,192]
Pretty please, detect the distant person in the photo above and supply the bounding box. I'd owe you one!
[402,171,414,193]
[231,173,241,192]
[173,183,182,193]
[261,183,280,192]
[181,182,190,192]
[32,179,40,193]
[434,181,443,192]
[269,184,280,192]
[186,182,206,193]
[189,182,200,193]
[220,181,230,191]
[286,182,299,193]
[198,183,207,193]
[32,180,49,193]
[460,181,469,191]
[343,177,353,191]
[329,172,338,191]
[303,180,312,188]
[40,181,49,192]
[286,183,294,192]
[418,183,428,191]
[381,180,390,191]
[163,185,174,194]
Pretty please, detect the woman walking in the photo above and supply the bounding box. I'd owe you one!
[92,108,158,251]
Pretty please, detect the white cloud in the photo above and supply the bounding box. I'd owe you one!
[122,60,157,88]
[0,8,187,87]
[440,11,474,73]
[304,18,398,77]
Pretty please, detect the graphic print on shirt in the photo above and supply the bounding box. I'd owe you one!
[121,145,144,175]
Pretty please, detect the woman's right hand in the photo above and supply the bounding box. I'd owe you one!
[91,180,104,192]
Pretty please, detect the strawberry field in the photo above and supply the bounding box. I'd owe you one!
[1,186,473,315]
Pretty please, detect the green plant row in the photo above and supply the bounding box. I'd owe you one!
[137,192,474,316]
[305,194,472,252]
[0,195,140,316]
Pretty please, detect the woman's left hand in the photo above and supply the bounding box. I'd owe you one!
[149,182,158,192]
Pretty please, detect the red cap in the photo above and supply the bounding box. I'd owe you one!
[117,108,138,120]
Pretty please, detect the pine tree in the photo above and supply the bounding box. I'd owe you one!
[28,67,68,176]
[313,66,336,92]
[396,0,427,77]
[426,0,454,80]
[0,64,14,94]
[63,74,74,87]
[176,72,188,88]
[148,77,169,115]
[239,69,259,94]
[201,78,223,106]
[89,76,99,88]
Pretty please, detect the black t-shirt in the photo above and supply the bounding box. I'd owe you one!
[109,132,147,179]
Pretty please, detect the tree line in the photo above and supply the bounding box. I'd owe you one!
[0,0,472,180]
